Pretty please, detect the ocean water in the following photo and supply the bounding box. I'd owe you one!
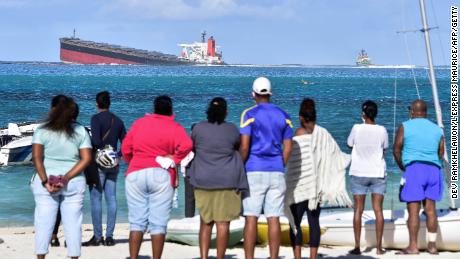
[0,63,455,227]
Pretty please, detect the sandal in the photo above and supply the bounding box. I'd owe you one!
[427,242,439,255]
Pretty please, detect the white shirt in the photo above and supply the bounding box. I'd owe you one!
[347,123,388,178]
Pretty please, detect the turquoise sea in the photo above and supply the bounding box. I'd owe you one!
[0,63,455,227]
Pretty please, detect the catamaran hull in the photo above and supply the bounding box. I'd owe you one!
[320,209,460,251]
[166,216,244,247]
[0,136,33,166]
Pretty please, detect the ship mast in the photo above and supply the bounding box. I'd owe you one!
[201,30,206,43]
[418,0,456,209]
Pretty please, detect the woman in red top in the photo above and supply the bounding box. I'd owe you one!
[121,95,192,259]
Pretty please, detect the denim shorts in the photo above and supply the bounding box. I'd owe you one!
[242,172,286,217]
[350,175,386,195]
[125,167,173,235]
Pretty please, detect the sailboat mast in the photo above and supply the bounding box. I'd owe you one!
[419,0,443,127]
[418,0,455,209]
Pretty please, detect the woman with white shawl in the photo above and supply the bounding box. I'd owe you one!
[284,98,351,259]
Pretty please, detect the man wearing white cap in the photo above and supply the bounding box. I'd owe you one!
[239,77,293,259]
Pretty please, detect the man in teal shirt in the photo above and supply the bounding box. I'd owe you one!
[393,99,445,255]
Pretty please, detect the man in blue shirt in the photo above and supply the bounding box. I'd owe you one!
[393,100,445,255]
[239,77,293,259]
[83,91,126,247]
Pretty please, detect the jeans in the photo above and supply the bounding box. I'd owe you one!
[31,175,85,257]
[125,167,173,234]
[89,168,118,238]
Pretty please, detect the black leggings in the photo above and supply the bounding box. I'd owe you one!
[52,209,61,235]
[289,200,321,247]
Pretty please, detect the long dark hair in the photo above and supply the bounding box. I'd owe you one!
[206,97,227,124]
[43,95,77,137]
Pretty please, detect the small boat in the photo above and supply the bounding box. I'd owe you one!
[320,209,460,251]
[0,122,39,166]
[166,215,244,247]
[257,216,325,246]
[300,79,315,86]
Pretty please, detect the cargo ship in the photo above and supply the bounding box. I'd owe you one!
[60,31,224,65]
[356,49,373,66]
[178,31,224,65]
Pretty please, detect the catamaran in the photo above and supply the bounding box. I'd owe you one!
[319,0,459,251]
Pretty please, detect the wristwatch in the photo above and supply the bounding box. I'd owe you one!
[41,179,48,187]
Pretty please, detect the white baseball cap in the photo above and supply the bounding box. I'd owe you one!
[252,77,272,95]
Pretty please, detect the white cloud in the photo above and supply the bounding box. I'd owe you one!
[0,0,26,7]
[105,0,297,20]
[0,0,72,8]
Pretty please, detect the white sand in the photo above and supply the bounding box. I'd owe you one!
[1,224,459,258]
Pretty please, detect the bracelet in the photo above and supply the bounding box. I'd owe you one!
[41,179,48,187]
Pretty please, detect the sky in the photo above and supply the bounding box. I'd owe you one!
[0,0,456,65]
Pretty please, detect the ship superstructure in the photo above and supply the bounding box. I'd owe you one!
[356,49,373,66]
[178,31,224,65]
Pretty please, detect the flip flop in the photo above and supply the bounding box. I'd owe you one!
[395,248,419,255]
[427,248,439,255]
[348,248,361,255]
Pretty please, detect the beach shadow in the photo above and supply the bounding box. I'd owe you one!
[320,255,377,259]
[191,255,238,259]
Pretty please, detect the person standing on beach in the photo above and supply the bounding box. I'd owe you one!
[240,77,293,259]
[48,94,67,247]
[83,91,126,247]
[121,95,192,259]
[284,98,351,259]
[188,97,249,259]
[31,96,92,259]
[347,100,388,255]
[393,99,445,255]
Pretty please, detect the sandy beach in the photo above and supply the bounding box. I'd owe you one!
[0,223,459,259]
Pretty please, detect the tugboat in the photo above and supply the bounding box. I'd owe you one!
[356,49,373,66]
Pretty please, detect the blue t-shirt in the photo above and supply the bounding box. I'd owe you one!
[32,123,92,182]
[402,118,443,167]
[240,103,293,172]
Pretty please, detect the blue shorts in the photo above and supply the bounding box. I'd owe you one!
[400,162,443,202]
[350,176,386,195]
[242,172,286,217]
[125,168,173,234]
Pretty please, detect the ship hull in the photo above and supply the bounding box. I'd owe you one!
[61,48,140,65]
[60,38,189,65]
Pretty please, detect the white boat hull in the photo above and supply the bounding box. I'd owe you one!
[166,216,244,247]
[320,209,460,251]
[0,136,33,166]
